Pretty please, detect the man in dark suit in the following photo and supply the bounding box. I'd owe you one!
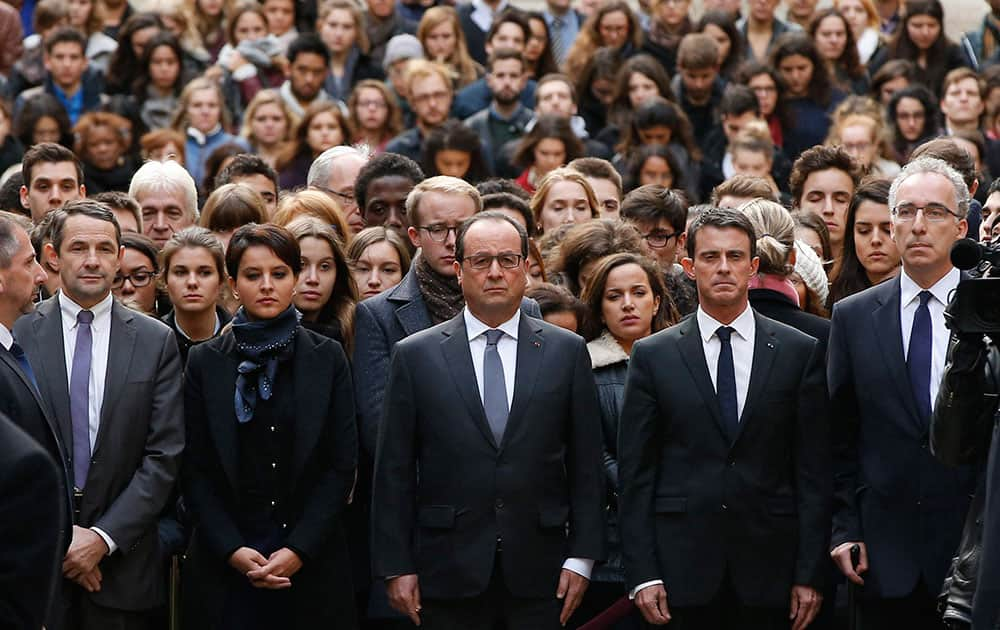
[0,410,67,630]
[828,157,980,629]
[372,211,605,628]
[0,212,72,542]
[617,207,830,629]
[14,199,184,630]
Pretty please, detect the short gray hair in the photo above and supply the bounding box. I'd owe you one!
[307,145,370,188]
[405,176,482,227]
[0,212,28,268]
[129,160,199,221]
[888,156,971,219]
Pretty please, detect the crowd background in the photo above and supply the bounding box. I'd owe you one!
[1,0,1000,628]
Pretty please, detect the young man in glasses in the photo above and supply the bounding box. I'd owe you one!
[620,183,697,315]
[827,157,979,629]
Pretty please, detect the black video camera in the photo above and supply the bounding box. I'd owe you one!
[946,238,1000,335]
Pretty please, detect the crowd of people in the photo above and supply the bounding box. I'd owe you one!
[1,0,1000,628]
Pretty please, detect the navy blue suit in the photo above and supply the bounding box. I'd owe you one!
[828,275,978,600]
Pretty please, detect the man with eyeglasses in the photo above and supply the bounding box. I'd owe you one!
[385,60,455,162]
[620,184,698,315]
[372,210,603,629]
[308,146,369,234]
[827,157,980,630]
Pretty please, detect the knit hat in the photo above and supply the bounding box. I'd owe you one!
[793,240,829,307]
[383,34,424,71]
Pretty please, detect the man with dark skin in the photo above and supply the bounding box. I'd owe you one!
[354,152,425,236]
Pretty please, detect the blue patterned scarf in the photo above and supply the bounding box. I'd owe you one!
[231,304,301,423]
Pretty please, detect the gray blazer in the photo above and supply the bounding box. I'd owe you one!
[14,295,185,611]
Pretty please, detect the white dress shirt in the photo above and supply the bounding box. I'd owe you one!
[899,268,959,414]
[470,0,509,32]
[631,304,756,599]
[0,321,12,351]
[59,291,118,553]
[463,307,594,580]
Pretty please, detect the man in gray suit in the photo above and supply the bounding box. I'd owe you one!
[14,199,184,630]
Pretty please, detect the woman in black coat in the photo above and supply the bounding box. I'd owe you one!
[182,223,358,629]
[577,252,678,625]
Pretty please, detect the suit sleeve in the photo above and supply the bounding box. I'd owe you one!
[617,341,664,590]
[352,298,392,459]
[827,303,862,548]
[793,338,833,588]
[181,346,245,560]
[94,330,185,553]
[0,435,63,630]
[567,338,606,561]
[286,342,358,561]
[370,343,419,578]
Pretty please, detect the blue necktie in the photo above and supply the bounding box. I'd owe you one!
[9,339,38,392]
[70,309,94,489]
[715,326,739,441]
[907,291,933,421]
[483,329,509,446]
[550,16,567,65]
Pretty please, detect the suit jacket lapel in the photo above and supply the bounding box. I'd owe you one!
[93,302,136,456]
[733,313,779,446]
[31,298,71,447]
[441,316,498,450]
[871,278,923,433]
[290,332,328,488]
[500,316,543,452]
[677,316,729,442]
[391,272,432,336]
[206,335,241,490]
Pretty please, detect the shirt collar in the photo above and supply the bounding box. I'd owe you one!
[697,303,754,343]
[472,0,507,16]
[488,102,526,122]
[464,307,520,343]
[0,322,12,351]
[59,291,114,327]
[186,124,222,146]
[899,266,960,308]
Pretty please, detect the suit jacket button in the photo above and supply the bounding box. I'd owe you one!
[495,499,504,509]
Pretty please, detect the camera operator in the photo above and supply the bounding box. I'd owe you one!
[932,236,1000,629]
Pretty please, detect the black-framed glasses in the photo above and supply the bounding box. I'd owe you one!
[891,202,962,223]
[642,230,678,248]
[460,253,524,270]
[112,271,156,289]
[313,185,357,206]
[418,224,461,242]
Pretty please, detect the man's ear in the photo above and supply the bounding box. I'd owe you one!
[19,185,28,211]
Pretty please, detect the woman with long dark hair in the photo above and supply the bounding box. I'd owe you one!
[736,61,791,148]
[603,54,675,139]
[866,0,969,97]
[421,119,492,183]
[575,47,623,136]
[809,9,868,95]
[829,178,900,303]
[564,0,641,78]
[512,115,585,194]
[132,32,187,132]
[770,33,846,160]
[696,10,746,81]
[887,84,941,164]
[105,13,166,95]
[640,0,693,75]
[182,223,358,629]
[15,93,74,150]
[523,11,560,79]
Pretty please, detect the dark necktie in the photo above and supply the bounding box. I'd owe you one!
[483,329,509,446]
[9,339,38,392]
[907,291,933,421]
[70,309,94,489]
[550,16,566,65]
[716,326,739,441]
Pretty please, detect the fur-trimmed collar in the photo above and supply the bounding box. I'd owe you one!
[587,330,629,369]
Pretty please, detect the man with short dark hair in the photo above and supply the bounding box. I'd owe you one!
[215,154,280,217]
[790,145,862,266]
[281,33,334,118]
[354,152,425,234]
[14,27,105,124]
[672,33,725,142]
[90,191,141,234]
[372,209,604,629]
[14,199,184,630]
[465,49,533,174]
[20,142,85,224]
[618,207,829,630]
[452,12,537,119]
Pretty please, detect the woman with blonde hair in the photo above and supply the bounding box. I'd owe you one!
[183,0,233,62]
[171,77,248,186]
[826,109,901,178]
[241,89,293,167]
[417,6,482,89]
[740,198,833,330]
[347,226,411,300]
[347,79,402,153]
[273,188,350,239]
[316,0,384,102]
[563,1,642,78]
[529,167,600,237]
[286,216,357,351]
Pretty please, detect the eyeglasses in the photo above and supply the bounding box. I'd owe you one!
[642,230,678,248]
[751,85,777,95]
[411,90,450,105]
[313,185,356,206]
[891,202,962,223]
[357,99,387,110]
[112,270,156,288]
[418,224,461,242]
[460,253,524,270]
